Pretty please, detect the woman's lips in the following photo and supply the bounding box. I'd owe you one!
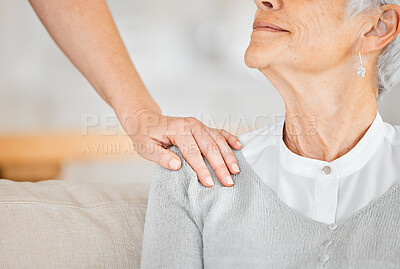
[252,21,289,32]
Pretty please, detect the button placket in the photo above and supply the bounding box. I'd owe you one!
[318,238,334,267]
[316,215,338,267]
[313,165,340,224]
[318,236,334,266]
[315,223,338,267]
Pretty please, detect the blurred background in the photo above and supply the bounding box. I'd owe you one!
[0,0,399,183]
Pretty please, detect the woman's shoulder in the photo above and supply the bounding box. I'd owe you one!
[157,145,245,190]
[151,146,205,188]
[149,146,250,226]
[150,146,229,195]
[151,145,255,204]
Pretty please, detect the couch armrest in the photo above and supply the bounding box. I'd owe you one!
[0,179,150,269]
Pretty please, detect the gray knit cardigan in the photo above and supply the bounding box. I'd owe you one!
[140,146,400,269]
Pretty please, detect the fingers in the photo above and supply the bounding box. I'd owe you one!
[218,128,243,150]
[172,134,216,188]
[131,115,241,188]
[205,128,240,175]
[190,122,235,187]
[135,139,182,171]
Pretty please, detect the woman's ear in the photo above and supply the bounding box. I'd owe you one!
[362,4,400,53]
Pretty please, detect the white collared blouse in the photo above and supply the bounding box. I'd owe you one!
[238,110,400,224]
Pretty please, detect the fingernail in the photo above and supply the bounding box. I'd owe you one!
[205,176,214,187]
[225,175,234,186]
[236,141,242,148]
[232,163,240,173]
[169,159,180,170]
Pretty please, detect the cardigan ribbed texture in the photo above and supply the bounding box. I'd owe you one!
[141,146,400,269]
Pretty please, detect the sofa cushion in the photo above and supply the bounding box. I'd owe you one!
[0,179,150,269]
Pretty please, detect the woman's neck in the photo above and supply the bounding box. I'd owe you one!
[282,91,377,162]
[260,59,379,162]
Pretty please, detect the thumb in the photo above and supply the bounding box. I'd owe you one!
[139,142,182,171]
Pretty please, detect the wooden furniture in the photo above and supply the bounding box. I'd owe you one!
[0,132,139,181]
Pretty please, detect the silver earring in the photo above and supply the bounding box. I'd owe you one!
[357,52,366,78]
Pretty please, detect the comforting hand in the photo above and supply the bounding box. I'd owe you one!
[28,0,241,187]
[123,110,242,187]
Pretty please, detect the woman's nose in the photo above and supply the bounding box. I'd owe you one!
[255,0,282,10]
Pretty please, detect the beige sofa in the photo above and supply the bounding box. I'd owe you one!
[0,179,150,269]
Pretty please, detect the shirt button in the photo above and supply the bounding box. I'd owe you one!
[322,165,331,175]
[328,223,338,230]
[323,239,333,247]
[318,254,330,263]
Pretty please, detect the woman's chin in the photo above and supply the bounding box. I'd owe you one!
[244,49,268,69]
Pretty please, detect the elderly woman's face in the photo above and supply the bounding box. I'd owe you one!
[245,0,358,72]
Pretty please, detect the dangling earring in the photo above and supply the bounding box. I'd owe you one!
[357,52,366,78]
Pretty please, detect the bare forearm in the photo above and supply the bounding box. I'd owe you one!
[29,0,161,120]
[29,0,242,185]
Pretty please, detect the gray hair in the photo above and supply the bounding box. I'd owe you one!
[345,0,400,100]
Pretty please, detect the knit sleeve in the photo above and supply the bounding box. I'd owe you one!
[140,147,203,269]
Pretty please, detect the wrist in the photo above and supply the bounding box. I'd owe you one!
[115,104,162,136]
